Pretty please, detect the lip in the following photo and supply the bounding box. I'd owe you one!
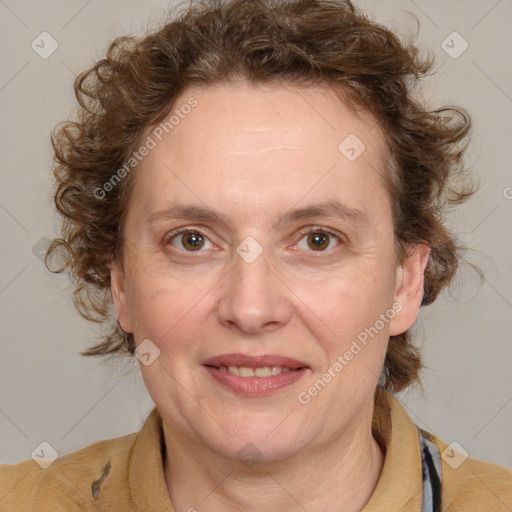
[202,353,310,396]
[202,353,308,369]
[204,366,309,395]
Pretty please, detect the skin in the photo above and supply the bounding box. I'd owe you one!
[111,80,430,512]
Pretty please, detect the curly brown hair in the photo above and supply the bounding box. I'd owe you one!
[47,0,475,393]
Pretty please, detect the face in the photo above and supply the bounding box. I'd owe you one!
[112,81,429,463]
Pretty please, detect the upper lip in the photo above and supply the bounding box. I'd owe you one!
[202,353,308,369]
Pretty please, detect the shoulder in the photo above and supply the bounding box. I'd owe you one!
[383,392,512,510]
[0,431,137,512]
[428,433,512,510]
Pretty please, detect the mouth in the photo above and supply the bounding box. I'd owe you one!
[212,365,298,377]
[202,353,310,395]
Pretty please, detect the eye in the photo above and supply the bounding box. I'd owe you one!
[164,227,342,254]
[166,229,214,252]
[295,229,342,252]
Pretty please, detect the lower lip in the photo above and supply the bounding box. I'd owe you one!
[204,366,308,396]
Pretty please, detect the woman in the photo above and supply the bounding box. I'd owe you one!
[1,0,510,510]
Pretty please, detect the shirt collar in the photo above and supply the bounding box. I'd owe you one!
[129,407,175,510]
[363,389,424,510]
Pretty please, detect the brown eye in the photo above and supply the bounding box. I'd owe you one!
[296,229,341,252]
[307,232,330,250]
[182,232,204,251]
[168,230,212,252]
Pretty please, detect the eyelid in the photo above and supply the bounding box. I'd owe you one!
[291,226,345,252]
[163,225,346,253]
[163,226,216,251]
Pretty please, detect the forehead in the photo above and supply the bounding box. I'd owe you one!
[130,81,391,227]
[163,81,385,166]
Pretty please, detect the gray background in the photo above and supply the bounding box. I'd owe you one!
[0,0,511,469]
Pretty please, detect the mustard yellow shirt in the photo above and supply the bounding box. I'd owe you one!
[1,391,511,511]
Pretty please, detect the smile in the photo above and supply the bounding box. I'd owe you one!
[203,366,311,397]
[215,365,295,377]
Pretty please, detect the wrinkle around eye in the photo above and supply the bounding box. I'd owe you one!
[159,226,349,259]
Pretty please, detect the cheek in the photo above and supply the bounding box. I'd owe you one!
[125,260,217,348]
[123,245,397,363]
[292,261,395,357]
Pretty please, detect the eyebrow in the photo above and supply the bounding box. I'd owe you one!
[147,200,369,229]
[276,200,369,228]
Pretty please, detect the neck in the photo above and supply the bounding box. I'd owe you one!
[162,402,384,512]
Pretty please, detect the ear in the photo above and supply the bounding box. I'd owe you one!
[110,262,133,334]
[388,243,431,336]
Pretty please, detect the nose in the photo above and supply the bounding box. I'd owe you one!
[217,248,292,335]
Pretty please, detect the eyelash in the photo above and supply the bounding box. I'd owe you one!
[163,226,344,255]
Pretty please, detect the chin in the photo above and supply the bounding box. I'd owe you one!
[194,414,315,465]
[213,436,308,467]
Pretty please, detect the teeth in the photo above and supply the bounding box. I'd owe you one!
[239,367,255,377]
[255,366,270,377]
[219,365,295,377]
[227,365,239,376]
